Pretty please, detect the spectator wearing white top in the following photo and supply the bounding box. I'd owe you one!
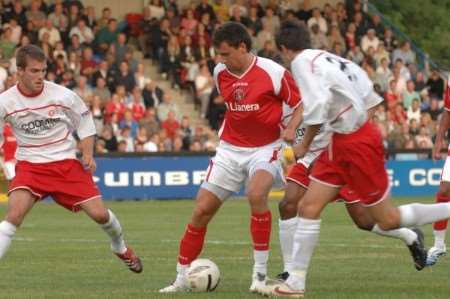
[360,28,379,53]
[307,7,327,34]
[69,19,94,45]
[3,18,22,45]
[407,99,421,123]
[195,64,214,119]
[38,19,61,47]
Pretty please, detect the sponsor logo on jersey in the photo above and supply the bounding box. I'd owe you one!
[21,118,61,135]
[233,88,245,101]
[226,102,260,112]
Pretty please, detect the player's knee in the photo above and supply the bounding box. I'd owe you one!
[298,200,321,219]
[439,184,450,197]
[192,204,215,225]
[353,218,374,231]
[376,217,400,231]
[90,209,110,224]
[278,198,298,219]
[246,187,267,203]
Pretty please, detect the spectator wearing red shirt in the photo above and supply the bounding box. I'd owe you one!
[104,93,126,123]
[161,110,180,140]
[128,87,146,121]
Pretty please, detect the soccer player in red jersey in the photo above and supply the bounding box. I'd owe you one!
[0,45,142,274]
[266,21,450,297]
[428,75,450,265]
[159,22,303,295]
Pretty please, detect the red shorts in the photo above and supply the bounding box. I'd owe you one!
[9,159,101,212]
[287,162,360,204]
[310,122,389,206]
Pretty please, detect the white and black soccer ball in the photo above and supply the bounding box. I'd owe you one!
[186,258,220,292]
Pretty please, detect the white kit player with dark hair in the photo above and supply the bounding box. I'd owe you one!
[0,45,143,274]
[266,21,450,297]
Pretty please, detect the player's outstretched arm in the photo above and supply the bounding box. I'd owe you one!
[433,110,450,160]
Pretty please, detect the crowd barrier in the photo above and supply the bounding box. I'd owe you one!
[94,154,445,199]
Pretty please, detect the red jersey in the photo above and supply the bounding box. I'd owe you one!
[2,124,17,162]
[129,102,146,121]
[444,75,450,111]
[213,56,301,147]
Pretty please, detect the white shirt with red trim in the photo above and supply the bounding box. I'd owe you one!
[214,56,301,147]
[0,81,96,163]
[291,49,376,134]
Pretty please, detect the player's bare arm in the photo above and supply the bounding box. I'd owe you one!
[282,103,304,144]
[293,124,321,159]
[433,110,450,160]
[79,135,96,172]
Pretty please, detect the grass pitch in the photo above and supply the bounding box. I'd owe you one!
[0,197,449,299]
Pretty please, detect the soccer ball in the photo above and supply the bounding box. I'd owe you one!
[186,258,220,292]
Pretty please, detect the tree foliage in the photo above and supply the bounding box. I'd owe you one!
[371,0,450,70]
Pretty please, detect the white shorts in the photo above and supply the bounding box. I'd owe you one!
[441,156,450,182]
[204,140,285,193]
[3,160,16,180]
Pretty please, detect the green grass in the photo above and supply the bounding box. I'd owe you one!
[0,197,449,299]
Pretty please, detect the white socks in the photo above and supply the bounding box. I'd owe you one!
[433,229,447,248]
[399,203,450,227]
[287,217,321,291]
[0,221,17,259]
[279,217,298,273]
[371,224,417,245]
[253,250,269,276]
[176,263,189,285]
[101,210,126,254]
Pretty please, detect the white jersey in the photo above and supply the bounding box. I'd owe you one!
[0,81,96,163]
[291,49,380,133]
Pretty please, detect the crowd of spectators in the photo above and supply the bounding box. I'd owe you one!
[0,0,448,159]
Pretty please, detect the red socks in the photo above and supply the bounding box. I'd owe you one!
[250,210,272,251]
[178,224,207,265]
[434,193,449,230]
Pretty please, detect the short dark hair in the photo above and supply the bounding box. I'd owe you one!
[275,20,311,52]
[16,45,46,69]
[212,22,252,51]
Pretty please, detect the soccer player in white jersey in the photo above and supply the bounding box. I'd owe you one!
[159,22,303,295]
[428,75,450,265]
[0,45,142,274]
[265,21,450,297]
[277,105,427,281]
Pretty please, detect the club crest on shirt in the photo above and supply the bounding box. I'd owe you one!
[233,88,245,101]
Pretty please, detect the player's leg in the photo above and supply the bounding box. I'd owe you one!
[277,164,309,280]
[344,199,426,270]
[0,189,36,259]
[246,168,274,293]
[273,179,340,297]
[427,177,450,266]
[159,185,227,293]
[78,197,143,273]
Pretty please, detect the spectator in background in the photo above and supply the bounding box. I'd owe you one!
[383,28,398,52]
[309,23,328,49]
[423,97,443,121]
[374,42,389,66]
[375,57,392,92]
[346,45,364,65]
[148,0,166,21]
[143,81,163,108]
[407,99,421,123]
[92,77,111,104]
[74,75,93,104]
[157,93,180,121]
[261,7,280,35]
[402,80,420,109]
[369,14,384,38]
[91,96,104,134]
[392,41,416,65]
[38,19,61,48]
[112,33,129,66]
[161,110,180,140]
[117,126,135,152]
[427,69,445,100]
[0,28,16,60]
[105,93,126,123]
[140,108,160,138]
[99,125,118,152]
[97,7,112,29]
[4,18,22,45]
[327,25,346,53]
[70,19,94,45]
[415,126,433,149]
[48,3,68,35]
[229,4,250,27]
[414,71,427,92]
[385,79,400,113]
[129,87,146,121]
[255,21,274,50]
[360,28,379,53]
[195,64,214,119]
[80,47,97,78]
[95,18,119,54]
[247,6,263,35]
[115,61,136,93]
[344,22,357,50]
[26,0,46,29]
[307,7,327,34]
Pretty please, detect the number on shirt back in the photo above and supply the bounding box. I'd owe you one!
[325,55,357,82]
